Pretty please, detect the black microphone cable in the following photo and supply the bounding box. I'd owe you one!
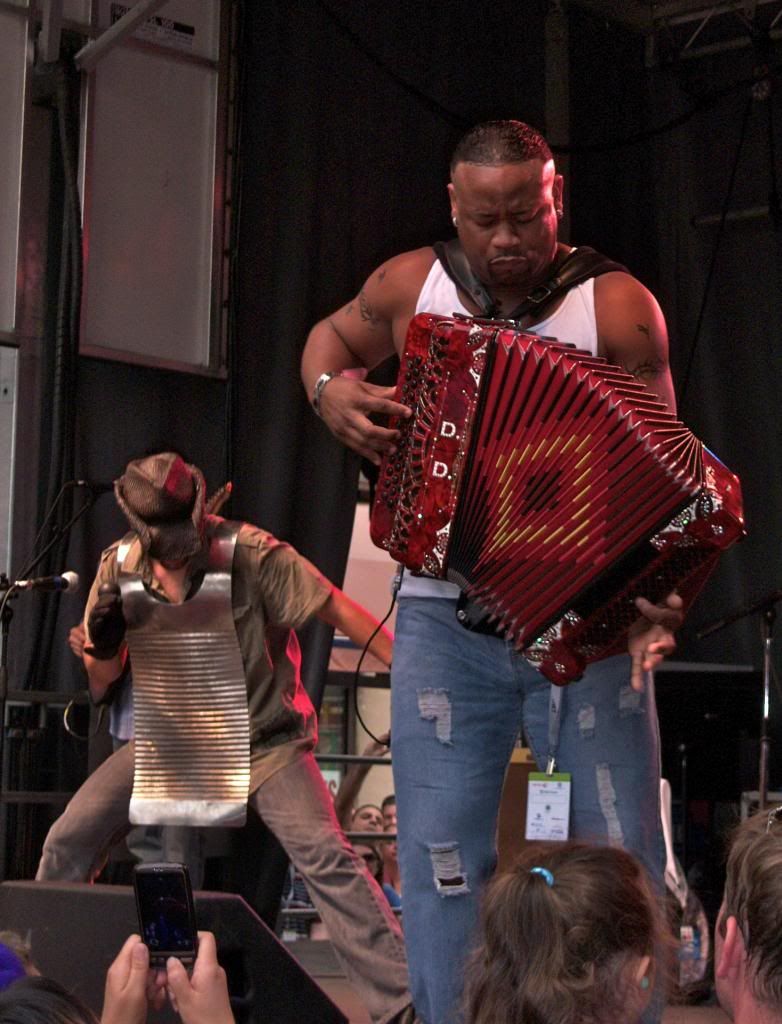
[351,564,404,747]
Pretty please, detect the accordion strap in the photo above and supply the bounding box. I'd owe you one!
[432,239,627,323]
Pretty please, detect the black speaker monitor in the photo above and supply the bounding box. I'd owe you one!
[0,881,347,1024]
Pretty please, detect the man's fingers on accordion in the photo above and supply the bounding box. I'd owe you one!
[630,642,671,691]
[332,379,410,421]
[643,636,676,664]
[634,592,684,631]
[344,421,402,465]
[360,382,412,417]
[630,652,650,692]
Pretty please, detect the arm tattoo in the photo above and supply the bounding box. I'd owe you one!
[624,355,666,381]
[624,324,665,380]
[359,289,380,328]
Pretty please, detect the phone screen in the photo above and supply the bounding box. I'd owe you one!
[133,864,197,963]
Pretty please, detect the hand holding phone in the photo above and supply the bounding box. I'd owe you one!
[133,862,198,968]
[166,931,235,1024]
[101,934,167,1024]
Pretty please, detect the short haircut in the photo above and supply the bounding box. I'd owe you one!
[464,842,670,1024]
[0,976,99,1024]
[723,809,782,1011]
[381,794,396,812]
[352,803,381,819]
[450,120,552,173]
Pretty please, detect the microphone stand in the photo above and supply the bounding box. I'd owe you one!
[697,589,782,810]
[15,487,96,583]
[0,489,96,878]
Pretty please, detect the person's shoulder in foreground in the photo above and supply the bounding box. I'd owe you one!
[715,807,782,1024]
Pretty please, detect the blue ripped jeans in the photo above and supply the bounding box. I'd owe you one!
[390,597,664,1024]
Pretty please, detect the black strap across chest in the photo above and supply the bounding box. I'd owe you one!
[432,239,627,323]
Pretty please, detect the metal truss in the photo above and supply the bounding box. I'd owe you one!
[567,0,782,61]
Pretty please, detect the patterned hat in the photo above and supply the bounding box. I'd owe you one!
[114,452,206,561]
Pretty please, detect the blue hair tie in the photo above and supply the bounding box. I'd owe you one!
[530,866,554,887]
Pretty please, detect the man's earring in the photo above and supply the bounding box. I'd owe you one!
[556,208,564,219]
[639,977,650,991]
[452,216,458,227]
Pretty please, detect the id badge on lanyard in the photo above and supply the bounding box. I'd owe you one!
[525,684,571,841]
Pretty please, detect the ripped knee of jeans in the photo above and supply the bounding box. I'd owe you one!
[429,842,469,896]
[596,762,624,845]
[417,688,453,745]
[619,685,643,717]
[577,703,595,739]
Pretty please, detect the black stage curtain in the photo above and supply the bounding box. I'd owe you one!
[232,0,782,685]
[564,10,782,679]
[228,0,548,926]
[231,0,548,702]
[646,51,782,671]
[12,0,780,881]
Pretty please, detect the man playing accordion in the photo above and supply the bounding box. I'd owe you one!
[302,120,683,1024]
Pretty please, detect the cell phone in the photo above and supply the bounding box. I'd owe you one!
[133,862,198,968]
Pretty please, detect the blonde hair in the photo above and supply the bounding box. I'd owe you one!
[464,843,670,1024]
[723,809,782,1010]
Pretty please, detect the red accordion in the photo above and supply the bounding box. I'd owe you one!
[370,313,745,685]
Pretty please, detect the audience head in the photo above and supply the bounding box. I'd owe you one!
[464,842,669,1024]
[715,807,782,1022]
[353,842,383,884]
[0,976,98,1024]
[0,934,38,982]
[0,942,26,994]
[380,794,398,870]
[352,803,383,833]
[381,794,396,830]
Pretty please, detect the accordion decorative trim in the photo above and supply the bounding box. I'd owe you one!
[370,313,745,685]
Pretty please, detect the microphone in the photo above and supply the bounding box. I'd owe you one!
[74,480,114,496]
[15,571,80,592]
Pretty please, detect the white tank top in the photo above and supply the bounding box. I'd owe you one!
[400,256,599,600]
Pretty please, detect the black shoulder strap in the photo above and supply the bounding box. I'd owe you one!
[433,239,498,316]
[432,239,627,323]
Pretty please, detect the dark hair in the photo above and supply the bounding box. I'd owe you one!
[381,794,396,812]
[464,843,670,1024]
[0,977,99,1024]
[723,810,782,1010]
[353,842,383,884]
[353,803,382,819]
[450,120,552,173]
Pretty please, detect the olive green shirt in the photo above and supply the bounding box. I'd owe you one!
[84,518,332,787]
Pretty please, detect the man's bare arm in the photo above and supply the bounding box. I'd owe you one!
[595,272,676,413]
[83,647,127,703]
[315,587,393,668]
[595,272,682,680]
[333,733,390,830]
[301,249,433,462]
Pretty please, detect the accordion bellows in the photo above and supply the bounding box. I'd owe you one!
[370,314,744,684]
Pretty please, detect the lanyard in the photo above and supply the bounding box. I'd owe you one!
[546,684,563,775]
